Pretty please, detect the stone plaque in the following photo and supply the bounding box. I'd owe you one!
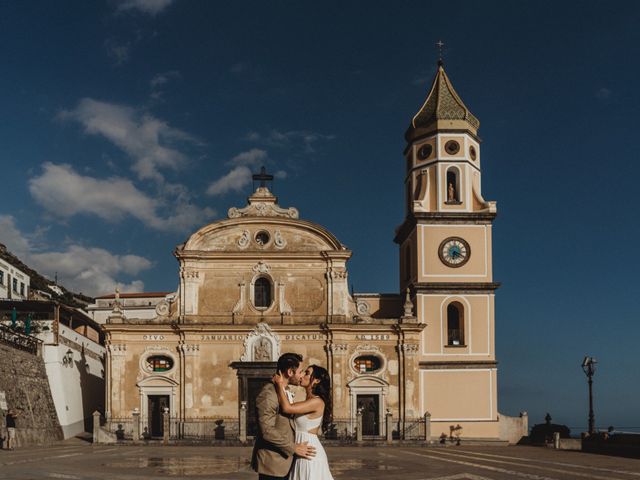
[0,391,7,410]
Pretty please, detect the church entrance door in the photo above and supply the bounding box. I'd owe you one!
[148,394,169,437]
[247,377,272,436]
[357,394,380,436]
[231,361,278,438]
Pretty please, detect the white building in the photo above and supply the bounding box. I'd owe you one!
[0,259,30,300]
[87,291,174,324]
[1,300,106,439]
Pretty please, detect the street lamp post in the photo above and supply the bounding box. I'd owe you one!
[581,356,597,435]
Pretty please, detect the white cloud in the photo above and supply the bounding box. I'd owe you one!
[0,215,152,297]
[59,98,198,183]
[229,148,267,167]
[29,163,214,232]
[150,70,181,101]
[104,38,131,66]
[116,0,175,15]
[206,166,252,196]
[0,215,31,259]
[246,129,335,153]
[30,246,151,296]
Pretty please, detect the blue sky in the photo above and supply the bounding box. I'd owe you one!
[1,1,639,432]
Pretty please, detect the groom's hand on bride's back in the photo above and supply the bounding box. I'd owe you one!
[294,441,316,459]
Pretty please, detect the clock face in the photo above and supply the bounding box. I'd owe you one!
[438,237,471,267]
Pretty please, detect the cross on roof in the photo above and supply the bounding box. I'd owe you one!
[252,166,274,189]
[436,40,445,65]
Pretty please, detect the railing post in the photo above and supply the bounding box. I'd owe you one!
[92,411,101,444]
[553,431,560,449]
[132,409,140,443]
[239,401,247,443]
[163,408,170,445]
[424,412,431,443]
[386,410,393,444]
[356,408,363,442]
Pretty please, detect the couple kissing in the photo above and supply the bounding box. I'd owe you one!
[251,353,334,480]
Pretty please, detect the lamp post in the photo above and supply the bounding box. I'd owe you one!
[581,356,597,435]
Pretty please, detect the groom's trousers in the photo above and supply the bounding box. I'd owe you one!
[258,475,288,480]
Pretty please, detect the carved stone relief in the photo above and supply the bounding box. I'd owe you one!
[240,323,281,362]
[238,230,251,249]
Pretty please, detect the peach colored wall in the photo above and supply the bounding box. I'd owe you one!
[418,293,494,358]
[417,224,493,282]
[421,369,497,421]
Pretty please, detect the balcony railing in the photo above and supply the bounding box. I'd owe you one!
[0,323,41,355]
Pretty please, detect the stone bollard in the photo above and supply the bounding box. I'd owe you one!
[92,411,101,444]
[520,411,529,439]
[553,431,560,449]
[132,409,140,443]
[239,401,247,443]
[356,408,363,442]
[163,408,170,445]
[424,412,431,443]
[386,410,393,444]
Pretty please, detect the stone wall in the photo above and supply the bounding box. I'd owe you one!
[0,342,63,447]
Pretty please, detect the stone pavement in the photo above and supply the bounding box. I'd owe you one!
[1,440,639,479]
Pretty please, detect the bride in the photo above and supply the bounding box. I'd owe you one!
[273,365,334,480]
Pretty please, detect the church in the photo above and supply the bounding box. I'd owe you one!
[101,61,524,442]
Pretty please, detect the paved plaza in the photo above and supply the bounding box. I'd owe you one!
[1,441,639,480]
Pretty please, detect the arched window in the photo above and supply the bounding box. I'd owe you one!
[446,168,461,203]
[447,302,465,346]
[254,277,272,308]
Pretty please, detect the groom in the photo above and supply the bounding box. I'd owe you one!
[251,352,316,479]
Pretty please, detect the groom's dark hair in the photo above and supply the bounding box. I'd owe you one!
[277,352,303,374]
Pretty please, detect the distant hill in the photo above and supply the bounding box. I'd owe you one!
[0,243,93,308]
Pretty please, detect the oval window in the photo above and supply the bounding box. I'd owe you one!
[353,355,382,373]
[147,355,174,372]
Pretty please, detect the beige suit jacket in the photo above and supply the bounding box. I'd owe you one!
[251,383,295,477]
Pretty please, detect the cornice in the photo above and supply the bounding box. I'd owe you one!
[413,282,500,293]
[394,212,496,244]
[419,360,497,369]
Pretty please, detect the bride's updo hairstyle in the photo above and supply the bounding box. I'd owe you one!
[309,365,332,434]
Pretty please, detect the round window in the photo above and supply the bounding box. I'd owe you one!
[418,144,432,160]
[353,355,382,373]
[146,355,174,372]
[255,231,270,246]
[469,145,477,160]
[444,140,460,155]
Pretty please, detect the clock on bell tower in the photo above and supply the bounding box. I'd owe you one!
[394,56,502,438]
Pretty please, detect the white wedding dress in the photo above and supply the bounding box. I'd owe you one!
[290,414,333,480]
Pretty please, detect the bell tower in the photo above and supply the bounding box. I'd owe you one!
[395,58,501,438]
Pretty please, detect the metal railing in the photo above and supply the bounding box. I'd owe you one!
[103,413,432,442]
[0,323,41,355]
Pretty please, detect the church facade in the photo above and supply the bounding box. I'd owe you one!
[102,63,517,441]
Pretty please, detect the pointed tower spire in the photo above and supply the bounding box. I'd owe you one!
[405,62,479,142]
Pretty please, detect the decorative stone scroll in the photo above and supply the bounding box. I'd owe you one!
[228,204,299,219]
[356,300,370,316]
[238,230,251,249]
[252,261,271,274]
[278,281,292,316]
[274,230,286,249]
[232,281,246,315]
[240,322,281,362]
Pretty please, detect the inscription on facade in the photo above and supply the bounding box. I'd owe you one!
[284,334,323,341]
[201,334,246,341]
[355,334,390,341]
[142,335,166,341]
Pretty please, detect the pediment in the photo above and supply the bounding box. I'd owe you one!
[181,218,345,253]
[137,375,179,388]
